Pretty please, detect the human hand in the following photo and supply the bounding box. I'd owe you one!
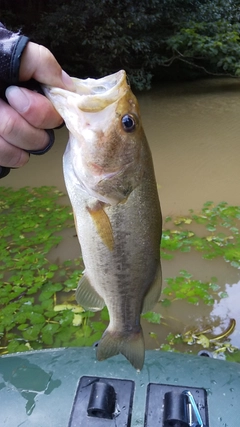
[0,41,74,170]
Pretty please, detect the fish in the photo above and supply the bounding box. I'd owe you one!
[43,70,162,370]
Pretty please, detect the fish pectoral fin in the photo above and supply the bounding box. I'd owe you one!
[75,274,105,312]
[96,327,145,371]
[87,203,114,251]
[142,263,162,314]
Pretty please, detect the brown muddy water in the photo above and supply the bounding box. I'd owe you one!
[3,78,240,354]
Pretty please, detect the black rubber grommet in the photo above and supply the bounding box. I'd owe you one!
[87,381,116,419]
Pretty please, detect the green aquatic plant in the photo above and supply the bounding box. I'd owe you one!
[162,270,221,306]
[0,187,104,355]
[149,201,240,361]
[162,201,240,268]
[156,319,240,363]
[0,190,239,361]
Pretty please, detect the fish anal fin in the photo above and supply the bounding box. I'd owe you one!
[76,273,105,312]
[96,327,145,370]
[142,264,162,314]
[87,202,114,251]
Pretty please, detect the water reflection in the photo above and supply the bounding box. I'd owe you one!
[0,357,61,415]
[210,281,240,347]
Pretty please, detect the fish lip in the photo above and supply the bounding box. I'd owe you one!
[43,70,128,113]
[74,70,128,112]
[73,70,126,96]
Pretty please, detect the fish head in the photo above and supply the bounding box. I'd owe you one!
[43,70,147,205]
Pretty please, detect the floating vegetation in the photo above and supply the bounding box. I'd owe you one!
[157,318,240,363]
[0,190,239,361]
[162,201,240,268]
[0,187,106,355]
[148,201,240,362]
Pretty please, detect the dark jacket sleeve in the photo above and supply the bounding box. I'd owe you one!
[0,23,29,84]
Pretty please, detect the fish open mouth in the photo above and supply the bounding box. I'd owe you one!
[43,70,129,115]
[72,70,128,112]
[73,71,125,95]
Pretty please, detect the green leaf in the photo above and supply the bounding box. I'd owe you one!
[142,312,162,324]
[41,324,60,345]
[219,292,228,299]
[100,307,109,321]
[161,299,171,307]
[22,324,43,341]
[91,321,106,332]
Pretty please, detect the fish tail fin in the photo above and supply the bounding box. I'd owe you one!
[96,327,145,370]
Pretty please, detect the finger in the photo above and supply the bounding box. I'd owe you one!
[6,86,63,129]
[0,136,29,168]
[0,98,50,152]
[19,42,75,91]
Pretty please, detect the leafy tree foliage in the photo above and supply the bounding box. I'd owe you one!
[30,0,165,89]
[165,1,240,78]
[1,0,240,89]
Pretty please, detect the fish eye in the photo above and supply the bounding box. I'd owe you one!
[121,114,136,132]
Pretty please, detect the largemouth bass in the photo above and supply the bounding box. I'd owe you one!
[43,70,162,370]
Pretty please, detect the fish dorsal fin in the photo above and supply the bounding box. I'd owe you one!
[142,264,162,314]
[87,202,114,251]
[76,274,105,311]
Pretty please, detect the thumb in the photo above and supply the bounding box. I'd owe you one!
[19,42,75,91]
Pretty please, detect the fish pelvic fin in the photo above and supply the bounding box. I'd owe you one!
[142,263,162,314]
[96,327,145,370]
[87,202,114,251]
[76,273,105,311]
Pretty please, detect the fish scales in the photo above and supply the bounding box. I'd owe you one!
[43,70,162,370]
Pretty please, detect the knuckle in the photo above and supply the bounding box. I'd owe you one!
[0,137,29,167]
[12,149,29,167]
[17,150,30,167]
[37,104,60,128]
[26,94,62,129]
[1,114,18,139]
[38,44,54,63]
